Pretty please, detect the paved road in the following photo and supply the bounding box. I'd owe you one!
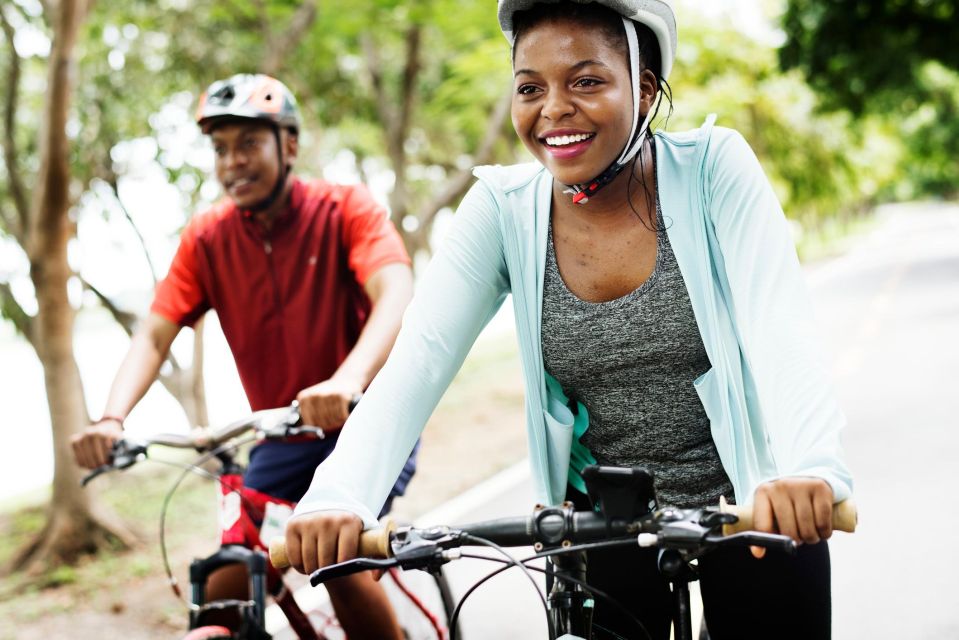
[812,203,959,639]
[438,203,959,639]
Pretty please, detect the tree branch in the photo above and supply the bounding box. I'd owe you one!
[361,33,397,145]
[261,0,319,75]
[252,0,271,50]
[421,85,513,225]
[103,177,159,284]
[396,24,422,154]
[29,0,85,245]
[0,279,34,343]
[0,5,30,241]
[79,276,136,336]
[80,275,183,371]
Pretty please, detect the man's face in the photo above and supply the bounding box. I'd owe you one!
[211,121,283,209]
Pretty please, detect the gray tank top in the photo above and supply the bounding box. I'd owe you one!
[541,204,735,509]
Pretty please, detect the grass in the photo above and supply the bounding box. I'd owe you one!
[0,453,221,632]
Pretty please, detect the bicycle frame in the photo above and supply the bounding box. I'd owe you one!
[82,405,463,640]
[188,445,319,640]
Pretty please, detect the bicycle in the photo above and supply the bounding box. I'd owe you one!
[271,465,857,640]
[81,403,460,640]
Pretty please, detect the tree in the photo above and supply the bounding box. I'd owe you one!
[1,0,519,572]
[780,0,959,198]
[665,5,902,229]
[1,0,137,573]
[779,0,959,114]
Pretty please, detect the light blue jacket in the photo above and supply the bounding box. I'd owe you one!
[295,118,853,527]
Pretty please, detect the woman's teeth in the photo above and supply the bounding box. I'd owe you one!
[545,133,593,147]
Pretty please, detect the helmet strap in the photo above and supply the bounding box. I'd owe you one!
[564,17,653,205]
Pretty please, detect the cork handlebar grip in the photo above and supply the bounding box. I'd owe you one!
[268,519,396,570]
[719,496,857,536]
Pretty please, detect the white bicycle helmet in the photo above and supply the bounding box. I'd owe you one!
[498,0,676,81]
[498,0,678,204]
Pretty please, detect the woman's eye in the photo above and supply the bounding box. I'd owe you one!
[575,77,602,88]
[516,84,540,96]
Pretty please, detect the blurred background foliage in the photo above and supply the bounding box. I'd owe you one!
[2,0,957,301]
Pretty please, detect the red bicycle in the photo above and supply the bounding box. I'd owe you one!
[82,403,459,640]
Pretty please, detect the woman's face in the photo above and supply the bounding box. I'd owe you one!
[511,17,634,186]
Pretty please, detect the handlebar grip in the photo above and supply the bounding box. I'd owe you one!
[719,496,857,535]
[359,519,395,558]
[269,537,291,569]
[268,519,396,570]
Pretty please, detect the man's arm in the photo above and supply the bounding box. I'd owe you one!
[296,262,414,429]
[71,313,181,468]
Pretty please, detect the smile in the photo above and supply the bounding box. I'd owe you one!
[544,133,595,147]
[229,177,256,189]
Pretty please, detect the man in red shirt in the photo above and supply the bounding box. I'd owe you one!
[72,74,413,639]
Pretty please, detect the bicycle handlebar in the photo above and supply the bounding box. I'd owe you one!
[269,498,856,580]
[81,396,364,486]
[80,402,322,486]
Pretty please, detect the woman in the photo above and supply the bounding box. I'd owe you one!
[287,1,852,638]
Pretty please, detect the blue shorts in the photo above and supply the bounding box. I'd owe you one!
[244,432,419,518]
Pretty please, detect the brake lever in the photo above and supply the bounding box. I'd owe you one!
[263,395,362,440]
[309,557,399,586]
[79,439,149,487]
[81,465,110,487]
[707,531,797,555]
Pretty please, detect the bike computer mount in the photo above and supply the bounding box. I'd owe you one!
[582,465,658,527]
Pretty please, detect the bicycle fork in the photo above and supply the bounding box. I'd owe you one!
[547,550,594,639]
[189,544,271,639]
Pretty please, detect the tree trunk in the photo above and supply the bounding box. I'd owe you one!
[6,0,137,576]
[169,317,209,427]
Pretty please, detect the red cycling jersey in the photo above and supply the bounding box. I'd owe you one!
[151,178,410,410]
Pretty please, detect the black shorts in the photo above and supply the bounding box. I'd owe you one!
[565,487,832,640]
[244,432,419,518]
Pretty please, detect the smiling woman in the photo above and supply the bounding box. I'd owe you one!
[287,2,853,639]
[509,1,665,204]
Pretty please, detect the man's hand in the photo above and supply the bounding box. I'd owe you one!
[751,477,835,558]
[285,510,364,574]
[71,419,124,469]
[296,378,362,431]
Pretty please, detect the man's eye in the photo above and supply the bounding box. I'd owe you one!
[517,84,539,95]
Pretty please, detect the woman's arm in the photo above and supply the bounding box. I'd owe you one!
[286,181,510,574]
[705,129,852,549]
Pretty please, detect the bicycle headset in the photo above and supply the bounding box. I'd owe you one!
[195,73,302,213]
[497,0,677,204]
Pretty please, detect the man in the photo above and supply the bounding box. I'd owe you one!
[71,74,413,640]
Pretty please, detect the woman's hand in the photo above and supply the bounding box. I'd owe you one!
[284,510,364,574]
[751,477,834,558]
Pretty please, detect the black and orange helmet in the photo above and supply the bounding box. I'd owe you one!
[195,74,301,135]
